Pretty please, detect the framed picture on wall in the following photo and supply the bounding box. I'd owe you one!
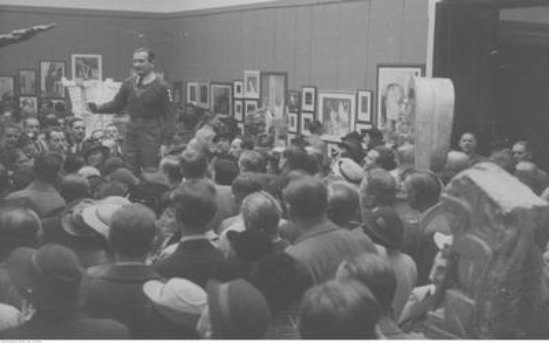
[287,90,301,113]
[0,76,15,99]
[376,64,424,131]
[17,69,37,96]
[244,70,260,99]
[355,122,373,138]
[234,99,244,121]
[39,60,66,98]
[244,99,258,119]
[210,82,233,116]
[233,80,244,99]
[260,72,287,119]
[318,91,356,142]
[356,90,373,123]
[71,54,102,81]
[300,112,315,136]
[19,96,38,116]
[187,82,198,105]
[197,82,210,109]
[301,86,316,112]
[288,111,299,133]
[236,122,244,136]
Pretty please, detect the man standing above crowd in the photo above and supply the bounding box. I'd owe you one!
[88,47,173,175]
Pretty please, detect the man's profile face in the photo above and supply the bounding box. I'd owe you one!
[132,51,154,76]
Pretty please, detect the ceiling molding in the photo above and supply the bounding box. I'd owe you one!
[0,0,279,13]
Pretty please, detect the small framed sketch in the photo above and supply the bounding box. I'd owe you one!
[17,69,36,96]
[71,54,102,81]
[355,122,373,138]
[19,96,38,115]
[234,99,244,121]
[39,60,66,98]
[288,111,299,133]
[210,82,233,116]
[244,70,260,99]
[198,82,210,109]
[186,82,198,105]
[356,90,373,122]
[244,99,258,118]
[318,91,356,142]
[0,76,15,99]
[287,90,301,113]
[300,112,315,136]
[233,80,244,99]
[301,86,316,112]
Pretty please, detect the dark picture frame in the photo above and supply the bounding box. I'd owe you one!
[233,80,244,99]
[234,99,244,121]
[288,111,299,133]
[317,91,356,142]
[71,54,103,81]
[301,86,316,113]
[0,75,15,99]
[356,90,373,123]
[187,82,198,105]
[210,82,233,116]
[198,82,210,109]
[39,60,66,98]
[244,70,260,99]
[300,111,315,136]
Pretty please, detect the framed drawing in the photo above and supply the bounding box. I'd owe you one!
[301,86,316,112]
[300,112,315,136]
[260,72,287,119]
[288,111,299,133]
[244,70,260,99]
[198,82,210,109]
[186,82,198,105]
[0,76,15,99]
[233,80,244,99]
[287,90,301,113]
[357,90,373,123]
[17,69,36,96]
[172,81,183,105]
[39,60,66,98]
[234,99,244,121]
[19,96,38,115]
[244,99,258,118]
[355,122,373,138]
[376,64,424,132]
[71,54,102,81]
[210,82,233,116]
[318,92,356,141]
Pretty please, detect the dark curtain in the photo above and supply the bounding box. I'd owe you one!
[433,2,499,154]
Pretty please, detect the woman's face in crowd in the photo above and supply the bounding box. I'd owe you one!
[14,150,33,170]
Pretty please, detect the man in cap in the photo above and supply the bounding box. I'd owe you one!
[1,244,128,339]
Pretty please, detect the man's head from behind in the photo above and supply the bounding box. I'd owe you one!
[404,170,442,212]
[109,203,158,260]
[327,181,360,227]
[360,168,397,210]
[34,151,63,184]
[298,279,380,339]
[283,176,328,223]
[180,148,208,179]
[171,179,217,233]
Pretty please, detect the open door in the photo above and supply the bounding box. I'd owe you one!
[433,1,499,153]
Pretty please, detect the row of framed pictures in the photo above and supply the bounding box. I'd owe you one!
[0,54,103,101]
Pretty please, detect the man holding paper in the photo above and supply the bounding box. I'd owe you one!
[88,47,173,175]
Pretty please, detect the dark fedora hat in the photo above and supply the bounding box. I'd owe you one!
[82,140,110,161]
[364,206,404,250]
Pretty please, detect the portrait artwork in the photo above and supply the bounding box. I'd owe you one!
[72,54,103,81]
[288,111,298,133]
[234,99,244,121]
[198,82,210,109]
[19,96,38,116]
[40,60,66,98]
[233,80,244,99]
[377,65,424,142]
[287,90,301,113]
[300,111,315,136]
[244,70,260,99]
[318,92,356,141]
[356,90,373,123]
[301,86,316,112]
[210,82,232,116]
[17,69,36,96]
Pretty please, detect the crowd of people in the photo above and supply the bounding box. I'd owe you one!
[1,56,549,340]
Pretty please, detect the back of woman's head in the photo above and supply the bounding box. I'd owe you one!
[0,207,41,260]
